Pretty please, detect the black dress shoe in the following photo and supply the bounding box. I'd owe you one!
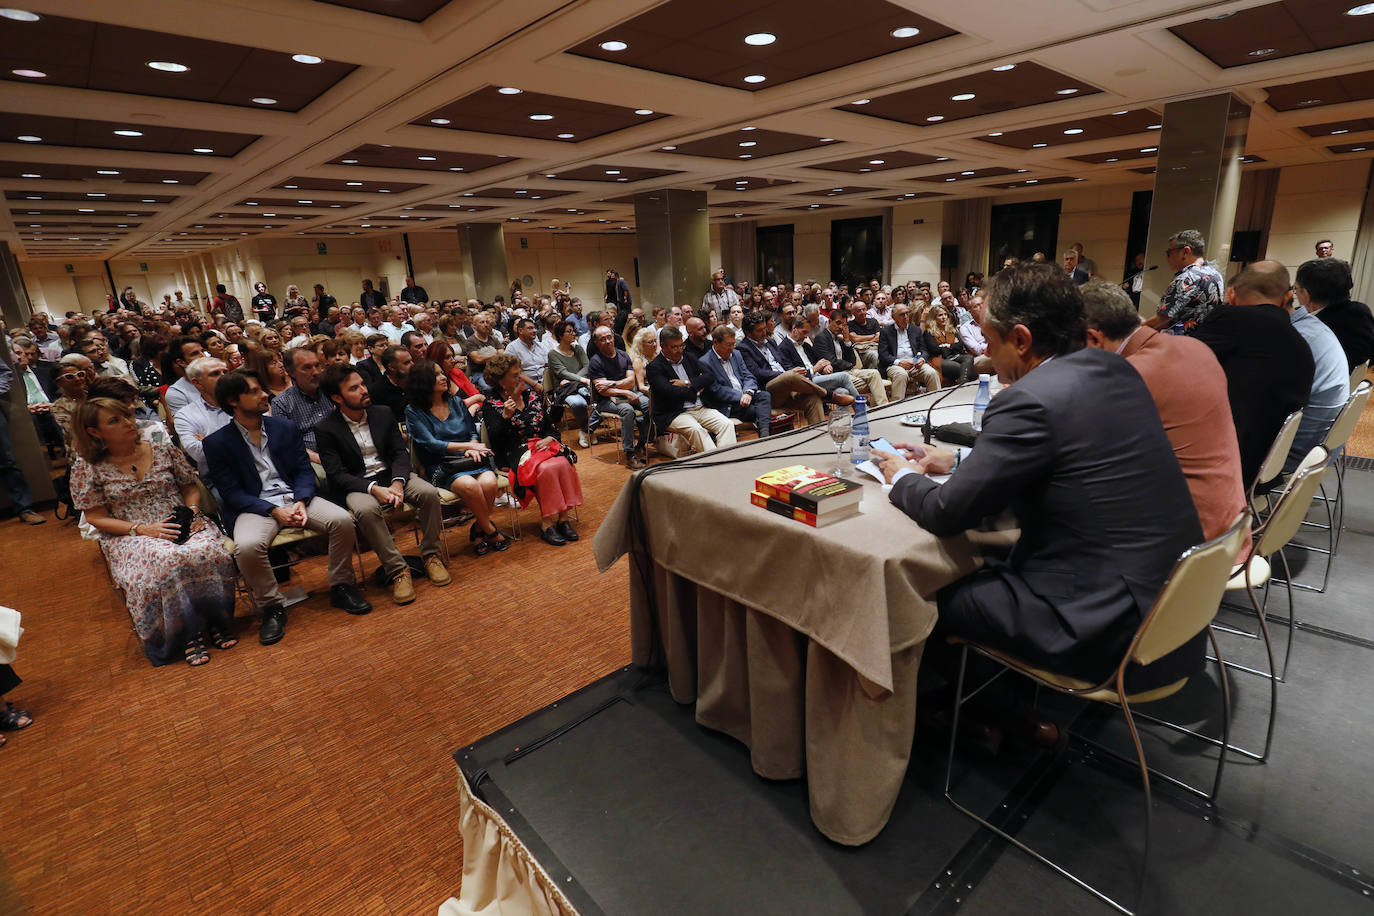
[330,583,373,615]
[258,604,287,645]
[540,525,567,546]
[555,520,579,541]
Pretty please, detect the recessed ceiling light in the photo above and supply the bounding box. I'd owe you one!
[0,9,40,21]
[1332,128,1351,134]
[1106,157,1119,162]
[515,189,527,194]
[820,137,836,142]
[1140,147,1158,153]
[868,159,885,165]
[330,203,344,206]
[556,133,576,140]
[17,135,40,142]
[616,178,628,181]
[1347,3,1374,14]
[1353,147,1368,151]
[1248,48,1276,57]
[744,32,776,45]
[78,208,94,212]
[141,198,156,202]
[292,53,322,64]
[739,141,757,147]
[346,180,362,186]
[935,156,950,161]
[87,192,104,197]
[252,97,277,105]
[193,147,213,153]
[497,87,522,96]
[605,169,621,175]
[1025,179,1038,184]
[945,177,956,182]
[25,194,39,199]
[1032,142,1048,148]
[114,129,143,137]
[599,40,628,51]
[418,155,437,161]
[859,168,871,172]
[1113,110,1129,116]
[297,199,312,203]
[162,179,178,184]
[852,98,870,105]
[430,118,451,125]
[342,159,357,164]
[744,74,766,84]
[1063,128,1083,135]
[951,93,976,102]
[11,68,44,78]
[960,170,975,176]
[992,64,1016,72]
[529,113,554,120]
[634,109,654,115]
[926,115,944,122]
[891,26,921,38]
[1056,88,1079,95]
[987,132,1004,137]
[20,171,39,177]
[1148,123,1162,129]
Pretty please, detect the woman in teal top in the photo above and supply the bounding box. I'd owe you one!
[404,360,509,554]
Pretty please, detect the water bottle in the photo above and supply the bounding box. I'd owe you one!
[850,396,870,465]
[971,374,990,433]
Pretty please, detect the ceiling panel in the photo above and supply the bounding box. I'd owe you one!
[1068,147,1159,164]
[329,144,516,172]
[978,108,1160,150]
[1264,68,1374,111]
[835,62,1100,127]
[805,150,942,173]
[0,111,257,157]
[668,128,832,160]
[567,0,956,91]
[784,203,842,210]
[990,175,1082,189]
[415,85,665,142]
[791,186,880,197]
[275,176,427,193]
[546,164,683,182]
[0,12,355,112]
[1168,1,1374,69]
[313,0,451,20]
[1328,141,1374,153]
[0,161,210,184]
[874,191,947,201]
[709,176,800,191]
[910,166,1018,183]
[459,187,573,200]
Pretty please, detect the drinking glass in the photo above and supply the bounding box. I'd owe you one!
[827,407,852,477]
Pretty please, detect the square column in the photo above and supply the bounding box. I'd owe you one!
[458,224,510,304]
[634,189,710,309]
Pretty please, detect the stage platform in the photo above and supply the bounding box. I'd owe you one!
[453,470,1374,915]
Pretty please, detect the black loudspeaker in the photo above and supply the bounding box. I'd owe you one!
[940,244,959,269]
[1230,229,1261,262]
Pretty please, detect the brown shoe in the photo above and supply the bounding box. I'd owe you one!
[423,555,451,586]
[626,451,646,470]
[829,392,855,407]
[391,569,416,604]
[19,509,45,526]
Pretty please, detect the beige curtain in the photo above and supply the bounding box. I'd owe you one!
[720,220,757,286]
[948,198,991,282]
[1234,167,1281,267]
[1350,162,1374,307]
[437,771,582,916]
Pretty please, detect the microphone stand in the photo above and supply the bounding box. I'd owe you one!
[922,378,976,445]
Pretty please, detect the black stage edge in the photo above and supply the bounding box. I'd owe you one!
[454,471,1374,915]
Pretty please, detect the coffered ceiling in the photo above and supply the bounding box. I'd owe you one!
[0,0,1372,261]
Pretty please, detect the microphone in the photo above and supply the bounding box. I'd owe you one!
[922,378,976,445]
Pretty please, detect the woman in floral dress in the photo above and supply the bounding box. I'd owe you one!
[69,397,238,667]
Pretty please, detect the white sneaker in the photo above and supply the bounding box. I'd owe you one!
[494,493,513,508]
[578,429,591,448]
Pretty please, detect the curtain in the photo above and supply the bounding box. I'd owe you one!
[1350,162,1374,307]
[949,198,991,282]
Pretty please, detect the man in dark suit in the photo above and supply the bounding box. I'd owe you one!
[737,311,827,426]
[367,345,411,418]
[1063,249,1090,285]
[647,327,735,453]
[698,325,773,437]
[777,321,860,403]
[875,264,1206,690]
[809,312,888,405]
[205,370,371,645]
[1296,257,1374,373]
[314,363,450,605]
[11,338,62,453]
[878,304,940,399]
[1191,263,1315,489]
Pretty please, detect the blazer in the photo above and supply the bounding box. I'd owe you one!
[646,352,713,431]
[889,348,1204,684]
[878,324,934,373]
[313,405,412,502]
[1314,297,1374,372]
[736,335,790,387]
[697,347,759,411]
[808,329,857,372]
[21,360,59,401]
[204,415,317,533]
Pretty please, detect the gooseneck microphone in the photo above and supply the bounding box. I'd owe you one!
[921,378,976,445]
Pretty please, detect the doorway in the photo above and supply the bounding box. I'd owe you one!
[831,216,883,290]
[756,225,793,287]
[988,200,1062,274]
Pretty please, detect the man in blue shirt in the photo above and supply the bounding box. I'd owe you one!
[1281,263,1350,471]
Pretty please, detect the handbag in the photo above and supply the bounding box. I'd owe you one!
[431,451,494,484]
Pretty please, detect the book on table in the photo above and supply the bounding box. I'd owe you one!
[752,465,863,526]
[750,489,862,527]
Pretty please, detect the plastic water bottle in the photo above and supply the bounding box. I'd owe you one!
[851,396,870,465]
[971,375,991,433]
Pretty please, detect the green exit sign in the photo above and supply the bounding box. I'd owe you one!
[139,262,148,271]
[317,242,328,255]
[520,237,528,249]
[64,263,74,273]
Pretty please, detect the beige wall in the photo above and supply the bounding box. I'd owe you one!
[891,201,945,284]
[1266,160,1371,273]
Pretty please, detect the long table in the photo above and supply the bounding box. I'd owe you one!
[592,385,1004,845]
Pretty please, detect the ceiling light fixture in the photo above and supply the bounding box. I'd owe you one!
[634,108,654,115]
[418,155,437,161]
[87,192,104,197]
[992,64,1016,72]
[744,74,766,84]
[1333,128,1351,134]
[114,129,143,137]
[951,93,975,101]
[605,169,621,175]
[1106,157,1118,162]
[162,179,178,183]
[1140,147,1157,153]
[346,181,362,186]
[1248,48,1276,57]
[11,68,44,78]
[599,40,628,51]
[820,137,836,142]
[252,97,277,105]
[556,133,576,140]
[961,170,975,176]
[744,32,776,45]
[193,147,213,153]
[1113,110,1129,115]
[868,159,885,165]
[0,9,40,21]
[17,135,40,142]
[146,60,188,73]
[891,26,920,38]
[292,54,322,64]
[739,141,756,147]
[1063,128,1083,135]
[1032,142,1047,148]
[20,172,39,177]
[1025,179,1038,184]
[529,113,554,120]
[852,98,870,105]
[987,132,1003,137]
[935,156,950,161]
[342,158,357,164]
[1056,88,1079,95]
[926,115,944,122]
[1347,3,1374,13]
[1148,123,1162,129]
[297,199,312,203]
[430,118,451,125]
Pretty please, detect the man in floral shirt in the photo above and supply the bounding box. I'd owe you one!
[1146,229,1225,335]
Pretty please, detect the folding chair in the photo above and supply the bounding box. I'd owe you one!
[944,510,1251,915]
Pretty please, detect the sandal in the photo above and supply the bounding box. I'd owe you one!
[473,535,492,557]
[207,623,237,651]
[184,632,210,667]
[0,702,32,731]
[484,529,511,552]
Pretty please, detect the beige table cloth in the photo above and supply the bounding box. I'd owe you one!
[593,388,995,845]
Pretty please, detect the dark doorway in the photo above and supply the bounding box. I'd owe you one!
[988,200,1062,274]
[831,216,883,289]
[757,225,794,287]
[1124,189,1153,281]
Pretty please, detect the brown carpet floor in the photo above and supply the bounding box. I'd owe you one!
[0,452,635,914]
[1345,369,1374,458]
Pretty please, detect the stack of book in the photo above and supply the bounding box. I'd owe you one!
[751,465,863,527]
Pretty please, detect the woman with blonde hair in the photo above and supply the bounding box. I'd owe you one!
[627,326,659,395]
[621,316,642,353]
[282,284,309,318]
[69,398,237,666]
[924,305,974,384]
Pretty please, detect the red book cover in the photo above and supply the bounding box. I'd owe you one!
[754,465,862,513]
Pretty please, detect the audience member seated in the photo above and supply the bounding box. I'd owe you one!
[1283,266,1350,471]
[875,264,1206,690]
[161,336,206,416]
[423,340,484,414]
[204,370,371,646]
[51,354,93,451]
[129,334,164,408]
[924,305,975,384]
[546,319,592,447]
[809,311,887,405]
[737,311,829,426]
[626,327,658,395]
[683,317,711,361]
[482,353,584,546]
[368,346,412,419]
[588,326,650,468]
[272,348,335,462]
[69,397,237,667]
[244,347,291,402]
[1191,262,1314,489]
[404,360,508,556]
[314,364,451,604]
[698,324,773,437]
[11,337,62,455]
[778,320,860,404]
[1296,257,1374,373]
[78,334,132,381]
[1081,281,1247,544]
[847,300,881,370]
[505,318,550,392]
[459,311,504,373]
[879,304,941,399]
[89,377,170,446]
[172,357,230,475]
[648,327,736,454]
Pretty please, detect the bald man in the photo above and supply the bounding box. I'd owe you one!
[1191,261,1314,488]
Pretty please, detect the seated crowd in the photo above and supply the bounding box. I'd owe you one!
[7,242,1370,674]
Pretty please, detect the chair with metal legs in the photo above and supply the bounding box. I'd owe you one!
[1245,409,1303,519]
[943,511,1250,915]
[1282,380,1370,592]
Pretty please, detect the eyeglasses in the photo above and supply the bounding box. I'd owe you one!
[1164,246,1185,256]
